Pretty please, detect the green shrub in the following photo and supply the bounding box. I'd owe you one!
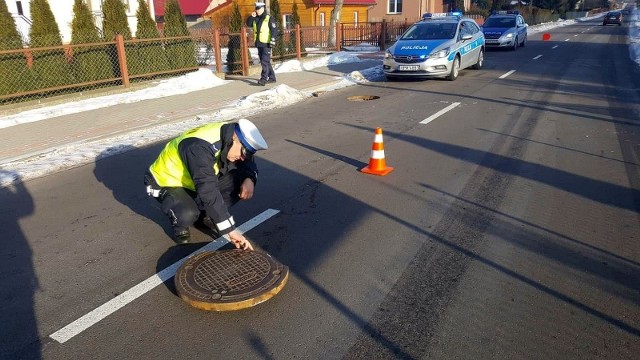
[289,1,306,55]
[0,0,33,97]
[515,6,561,25]
[129,0,170,76]
[29,0,75,90]
[270,0,286,58]
[101,0,133,79]
[226,2,245,73]
[164,0,197,70]
[102,0,132,41]
[71,0,114,83]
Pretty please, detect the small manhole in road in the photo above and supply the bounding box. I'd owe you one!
[348,95,380,101]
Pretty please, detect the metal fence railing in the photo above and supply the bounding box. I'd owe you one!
[3,19,462,105]
[0,23,356,105]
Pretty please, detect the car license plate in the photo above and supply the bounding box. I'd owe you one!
[399,65,419,71]
[486,39,499,44]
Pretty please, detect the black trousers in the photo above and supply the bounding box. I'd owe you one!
[157,170,245,232]
[258,46,275,82]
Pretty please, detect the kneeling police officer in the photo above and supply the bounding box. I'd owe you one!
[145,119,268,249]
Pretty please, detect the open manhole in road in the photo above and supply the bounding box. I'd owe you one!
[175,249,289,311]
[348,95,380,101]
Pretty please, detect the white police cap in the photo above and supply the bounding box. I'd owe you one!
[255,2,266,8]
[235,118,268,154]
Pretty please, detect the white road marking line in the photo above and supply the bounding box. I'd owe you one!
[420,102,461,124]
[574,34,578,37]
[49,208,280,344]
[499,70,516,79]
[533,55,543,60]
[552,45,559,49]
[565,39,570,41]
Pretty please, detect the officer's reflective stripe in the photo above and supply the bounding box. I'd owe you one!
[217,217,235,231]
[370,150,386,159]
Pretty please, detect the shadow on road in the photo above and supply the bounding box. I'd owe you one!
[0,172,40,359]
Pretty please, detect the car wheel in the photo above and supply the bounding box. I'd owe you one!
[472,49,484,70]
[511,37,518,51]
[447,56,460,81]
[521,35,526,47]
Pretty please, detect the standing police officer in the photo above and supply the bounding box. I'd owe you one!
[145,119,268,249]
[246,1,279,86]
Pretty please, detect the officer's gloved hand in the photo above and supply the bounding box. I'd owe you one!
[270,39,276,46]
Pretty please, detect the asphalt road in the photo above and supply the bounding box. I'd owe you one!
[1,16,639,359]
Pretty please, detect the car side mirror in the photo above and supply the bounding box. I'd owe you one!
[461,34,473,41]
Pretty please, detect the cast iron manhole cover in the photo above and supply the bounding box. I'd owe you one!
[175,250,289,311]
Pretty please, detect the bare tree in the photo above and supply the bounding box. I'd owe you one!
[327,0,344,47]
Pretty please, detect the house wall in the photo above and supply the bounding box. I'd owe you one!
[5,0,32,43]
[3,0,145,44]
[368,0,444,23]
[205,0,371,29]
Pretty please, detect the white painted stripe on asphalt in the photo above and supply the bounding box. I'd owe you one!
[49,208,280,344]
[574,34,578,37]
[499,70,516,79]
[564,38,570,41]
[552,45,559,49]
[420,102,461,124]
[533,55,543,60]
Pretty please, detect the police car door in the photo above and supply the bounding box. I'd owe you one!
[458,21,474,68]
[517,16,526,38]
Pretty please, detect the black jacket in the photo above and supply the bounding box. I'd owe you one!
[246,12,279,48]
[177,123,258,234]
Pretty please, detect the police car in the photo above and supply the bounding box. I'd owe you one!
[383,12,485,81]
[481,10,528,50]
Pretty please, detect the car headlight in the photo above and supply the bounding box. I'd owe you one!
[503,33,513,39]
[428,48,450,59]
[384,51,393,60]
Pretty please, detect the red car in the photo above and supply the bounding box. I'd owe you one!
[603,11,622,26]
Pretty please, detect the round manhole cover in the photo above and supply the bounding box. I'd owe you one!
[348,95,380,101]
[175,250,289,311]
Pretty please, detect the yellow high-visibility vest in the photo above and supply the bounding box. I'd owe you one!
[149,123,224,190]
[252,14,272,44]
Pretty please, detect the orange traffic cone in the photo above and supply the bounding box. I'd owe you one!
[360,127,394,176]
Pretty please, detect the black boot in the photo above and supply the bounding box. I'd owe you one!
[173,228,191,245]
[194,216,220,240]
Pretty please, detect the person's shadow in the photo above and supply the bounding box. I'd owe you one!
[93,144,175,240]
[0,172,40,359]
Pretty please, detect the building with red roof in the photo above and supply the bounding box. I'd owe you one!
[153,0,211,23]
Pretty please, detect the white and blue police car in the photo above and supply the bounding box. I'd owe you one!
[383,12,485,81]
[481,10,528,50]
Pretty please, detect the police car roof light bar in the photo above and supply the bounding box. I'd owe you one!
[422,12,463,20]
[491,10,520,16]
